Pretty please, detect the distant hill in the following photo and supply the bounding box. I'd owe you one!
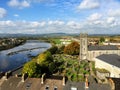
[0,33,79,38]
[0,33,119,38]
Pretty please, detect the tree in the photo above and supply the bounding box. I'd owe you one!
[37,51,55,74]
[57,45,65,54]
[64,41,80,55]
[37,51,53,66]
[100,37,105,43]
[22,61,41,77]
[48,46,58,54]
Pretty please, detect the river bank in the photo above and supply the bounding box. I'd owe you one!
[0,38,26,51]
[0,40,51,72]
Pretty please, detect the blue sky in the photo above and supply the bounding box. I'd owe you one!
[0,0,120,34]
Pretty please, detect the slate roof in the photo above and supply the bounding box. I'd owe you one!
[96,54,120,68]
[0,75,112,90]
[88,45,118,51]
[63,81,85,90]
[63,81,111,90]
[0,76,64,90]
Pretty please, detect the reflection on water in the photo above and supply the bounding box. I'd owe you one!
[0,40,51,72]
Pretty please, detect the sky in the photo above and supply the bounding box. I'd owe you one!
[0,0,120,34]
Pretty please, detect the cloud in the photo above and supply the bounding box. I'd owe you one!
[0,8,7,18]
[108,9,120,17]
[7,0,55,8]
[66,21,82,29]
[107,17,115,24]
[0,20,15,26]
[14,14,19,17]
[8,0,30,9]
[28,0,55,3]
[77,0,100,10]
[0,19,120,34]
[30,21,46,27]
[48,20,64,25]
[87,13,102,21]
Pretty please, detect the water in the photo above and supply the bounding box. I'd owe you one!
[0,40,51,72]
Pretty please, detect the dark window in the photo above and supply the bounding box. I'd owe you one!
[26,83,32,90]
[45,86,49,90]
[54,86,57,90]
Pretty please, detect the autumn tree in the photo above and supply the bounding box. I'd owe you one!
[37,51,53,66]
[37,51,55,74]
[64,41,80,55]
[22,61,41,77]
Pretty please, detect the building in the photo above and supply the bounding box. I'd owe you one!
[0,73,65,90]
[79,33,120,61]
[94,54,120,78]
[80,33,88,60]
[0,73,112,90]
[87,45,120,61]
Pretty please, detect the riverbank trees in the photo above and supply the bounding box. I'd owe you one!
[22,51,56,77]
[22,61,41,77]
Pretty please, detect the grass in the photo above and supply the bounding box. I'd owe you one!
[51,38,61,44]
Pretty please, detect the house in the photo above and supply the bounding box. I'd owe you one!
[94,54,120,78]
[63,77,111,90]
[0,73,112,90]
[60,38,72,46]
[0,73,65,90]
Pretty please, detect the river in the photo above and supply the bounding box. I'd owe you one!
[0,40,51,72]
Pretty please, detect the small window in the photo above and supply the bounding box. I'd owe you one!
[45,86,49,90]
[71,87,77,90]
[54,86,57,90]
[26,83,32,90]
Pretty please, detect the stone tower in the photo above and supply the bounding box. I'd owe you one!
[80,33,88,60]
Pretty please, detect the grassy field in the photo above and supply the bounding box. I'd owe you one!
[52,38,61,44]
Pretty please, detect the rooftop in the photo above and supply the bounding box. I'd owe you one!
[96,54,120,68]
[88,45,118,51]
[63,81,111,90]
[0,75,64,90]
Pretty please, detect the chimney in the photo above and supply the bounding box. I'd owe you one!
[85,77,89,89]
[62,76,65,86]
[15,74,18,77]
[22,73,27,82]
[5,72,8,80]
[109,78,115,90]
[5,71,11,80]
[41,73,46,84]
